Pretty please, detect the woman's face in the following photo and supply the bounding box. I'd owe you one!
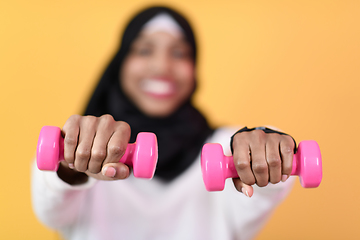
[120,30,195,117]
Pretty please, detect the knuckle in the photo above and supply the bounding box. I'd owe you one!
[232,134,248,151]
[91,149,107,161]
[251,130,266,144]
[233,133,248,145]
[281,146,293,154]
[284,134,294,142]
[81,115,97,127]
[64,136,77,146]
[76,148,91,160]
[252,162,268,174]
[267,157,281,168]
[235,160,250,171]
[63,115,80,130]
[267,133,281,141]
[108,145,125,158]
[84,115,97,122]
[69,114,81,122]
[117,121,131,133]
[100,114,115,124]
[252,129,266,137]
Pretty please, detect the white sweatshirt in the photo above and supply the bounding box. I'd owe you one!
[31,127,294,240]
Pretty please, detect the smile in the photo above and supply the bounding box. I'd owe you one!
[140,78,175,97]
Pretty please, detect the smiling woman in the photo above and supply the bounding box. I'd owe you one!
[31,5,297,240]
[121,16,195,117]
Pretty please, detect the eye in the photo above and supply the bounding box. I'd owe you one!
[172,50,184,58]
[136,48,152,56]
[130,41,153,56]
[172,48,190,59]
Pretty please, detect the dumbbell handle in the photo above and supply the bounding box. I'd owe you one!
[217,152,305,179]
[39,136,137,167]
[37,126,158,178]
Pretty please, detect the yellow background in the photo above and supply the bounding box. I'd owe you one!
[1,0,359,239]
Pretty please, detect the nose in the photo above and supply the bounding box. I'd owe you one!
[150,50,171,76]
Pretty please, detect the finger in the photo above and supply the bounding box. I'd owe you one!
[232,133,256,186]
[232,178,254,198]
[280,135,295,181]
[62,115,81,168]
[250,131,268,187]
[74,116,97,172]
[103,121,131,166]
[88,115,116,174]
[265,134,282,184]
[101,162,130,180]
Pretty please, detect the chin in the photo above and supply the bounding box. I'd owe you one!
[141,105,177,118]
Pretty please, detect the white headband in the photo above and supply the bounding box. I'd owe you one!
[141,13,184,38]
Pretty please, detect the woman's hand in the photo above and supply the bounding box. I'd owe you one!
[57,114,131,184]
[231,129,295,197]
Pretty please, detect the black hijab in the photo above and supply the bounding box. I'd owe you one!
[84,6,213,181]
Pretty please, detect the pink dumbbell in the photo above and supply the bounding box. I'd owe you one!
[37,126,158,179]
[201,140,322,191]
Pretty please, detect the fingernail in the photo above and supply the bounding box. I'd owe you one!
[281,175,289,182]
[68,163,74,169]
[241,188,250,198]
[102,166,116,178]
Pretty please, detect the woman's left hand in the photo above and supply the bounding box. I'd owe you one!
[231,129,295,197]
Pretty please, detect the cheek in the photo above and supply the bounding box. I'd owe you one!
[174,62,195,103]
[120,57,147,94]
[121,57,147,81]
[175,62,195,85]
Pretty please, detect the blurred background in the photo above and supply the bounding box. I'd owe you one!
[1,0,359,239]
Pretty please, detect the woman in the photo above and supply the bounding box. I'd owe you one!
[32,6,295,240]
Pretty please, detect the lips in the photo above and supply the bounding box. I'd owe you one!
[140,78,176,98]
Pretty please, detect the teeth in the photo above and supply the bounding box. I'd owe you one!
[141,79,173,95]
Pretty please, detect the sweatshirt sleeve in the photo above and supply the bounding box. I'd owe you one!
[31,159,97,230]
[225,177,295,240]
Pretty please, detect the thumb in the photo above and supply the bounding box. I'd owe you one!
[232,178,254,198]
[101,162,130,180]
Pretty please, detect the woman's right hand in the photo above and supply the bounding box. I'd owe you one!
[57,114,131,184]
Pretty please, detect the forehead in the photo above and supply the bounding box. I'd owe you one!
[141,13,184,39]
[134,31,188,46]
